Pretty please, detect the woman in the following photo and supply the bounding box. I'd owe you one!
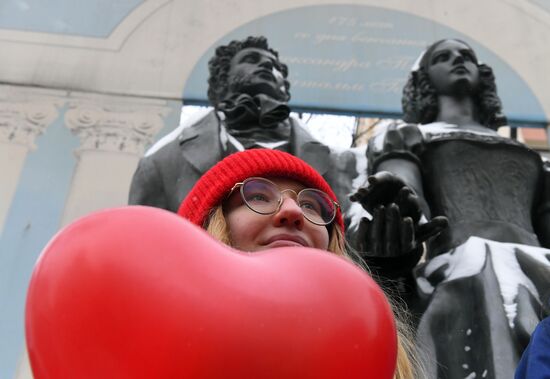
[515,316,550,378]
[177,148,423,379]
[359,39,550,379]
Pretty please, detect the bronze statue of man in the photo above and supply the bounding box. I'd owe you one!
[129,36,332,212]
[129,35,444,268]
[356,39,550,379]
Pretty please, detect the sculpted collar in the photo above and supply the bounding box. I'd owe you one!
[217,93,290,130]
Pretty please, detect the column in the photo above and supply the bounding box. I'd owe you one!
[61,92,174,226]
[0,85,64,235]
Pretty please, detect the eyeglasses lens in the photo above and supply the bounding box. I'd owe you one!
[241,179,280,214]
[298,190,336,224]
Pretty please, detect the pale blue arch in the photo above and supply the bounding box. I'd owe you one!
[184,4,546,126]
[530,0,550,13]
[0,0,143,37]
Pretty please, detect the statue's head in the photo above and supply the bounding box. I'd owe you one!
[207,36,291,108]
[402,38,507,129]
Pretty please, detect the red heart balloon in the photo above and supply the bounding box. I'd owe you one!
[26,206,396,379]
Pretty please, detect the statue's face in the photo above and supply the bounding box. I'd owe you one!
[226,47,289,102]
[426,40,480,97]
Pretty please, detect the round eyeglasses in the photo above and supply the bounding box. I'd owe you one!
[228,177,340,226]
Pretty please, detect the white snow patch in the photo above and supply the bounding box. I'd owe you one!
[419,236,550,328]
[145,106,211,156]
[339,145,370,232]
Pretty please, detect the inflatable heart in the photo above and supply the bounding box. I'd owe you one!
[26,206,396,378]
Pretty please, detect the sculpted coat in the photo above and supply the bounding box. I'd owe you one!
[129,36,363,224]
[128,110,347,214]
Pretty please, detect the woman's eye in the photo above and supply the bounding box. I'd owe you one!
[249,194,270,202]
[300,201,321,214]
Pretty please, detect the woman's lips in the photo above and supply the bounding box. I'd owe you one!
[266,240,304,248]
[264,234,308,248]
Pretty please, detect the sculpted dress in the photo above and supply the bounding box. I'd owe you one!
[369,122,550,379]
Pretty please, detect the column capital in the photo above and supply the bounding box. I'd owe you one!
[0,85,65,149]
[65,93,173,156]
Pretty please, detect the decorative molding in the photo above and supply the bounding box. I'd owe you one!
[0,85,65,149]
[65,93,173,156]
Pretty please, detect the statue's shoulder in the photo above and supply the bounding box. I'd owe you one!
[368,120,422,151]
[178,109,219,142]
[365,121,425,173]
[144,108,219,159]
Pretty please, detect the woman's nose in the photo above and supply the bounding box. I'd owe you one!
[273,197,304,229]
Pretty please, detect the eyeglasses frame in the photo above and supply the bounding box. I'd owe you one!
[227,177,340,226]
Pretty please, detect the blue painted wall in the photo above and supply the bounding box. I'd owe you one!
[0,0,143,37]
[531,0,550,13]
[0,106,79,378]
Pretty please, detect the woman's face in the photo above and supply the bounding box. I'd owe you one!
[426,39,480,96]
[224,177,330,252]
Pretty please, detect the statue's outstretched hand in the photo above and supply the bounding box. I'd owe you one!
[350,171,448,275]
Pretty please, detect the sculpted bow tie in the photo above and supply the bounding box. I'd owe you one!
[218,93,291,130]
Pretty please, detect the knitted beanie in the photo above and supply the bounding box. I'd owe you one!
[178,149,344,232]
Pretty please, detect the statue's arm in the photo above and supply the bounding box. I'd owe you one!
[128,156,169,210]
[535,161,550,248]
[350,126,447,284]
[351,163,446,268]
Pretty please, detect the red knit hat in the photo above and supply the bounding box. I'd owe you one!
[178,149,344,232]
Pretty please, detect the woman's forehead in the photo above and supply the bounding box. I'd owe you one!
[264,176,308,191]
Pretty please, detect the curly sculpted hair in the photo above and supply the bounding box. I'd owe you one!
[402,39,507,129]
[207,36,290,107]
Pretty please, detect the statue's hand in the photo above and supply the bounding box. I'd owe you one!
[350,172,448,275]
[350,171,422,222]
[354,206,448,258]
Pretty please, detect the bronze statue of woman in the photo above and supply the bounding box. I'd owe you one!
[355,39,550,379]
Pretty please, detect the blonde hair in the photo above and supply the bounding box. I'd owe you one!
[394,313,426,379]
[204,206,232,246]
[204,205,424,378]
